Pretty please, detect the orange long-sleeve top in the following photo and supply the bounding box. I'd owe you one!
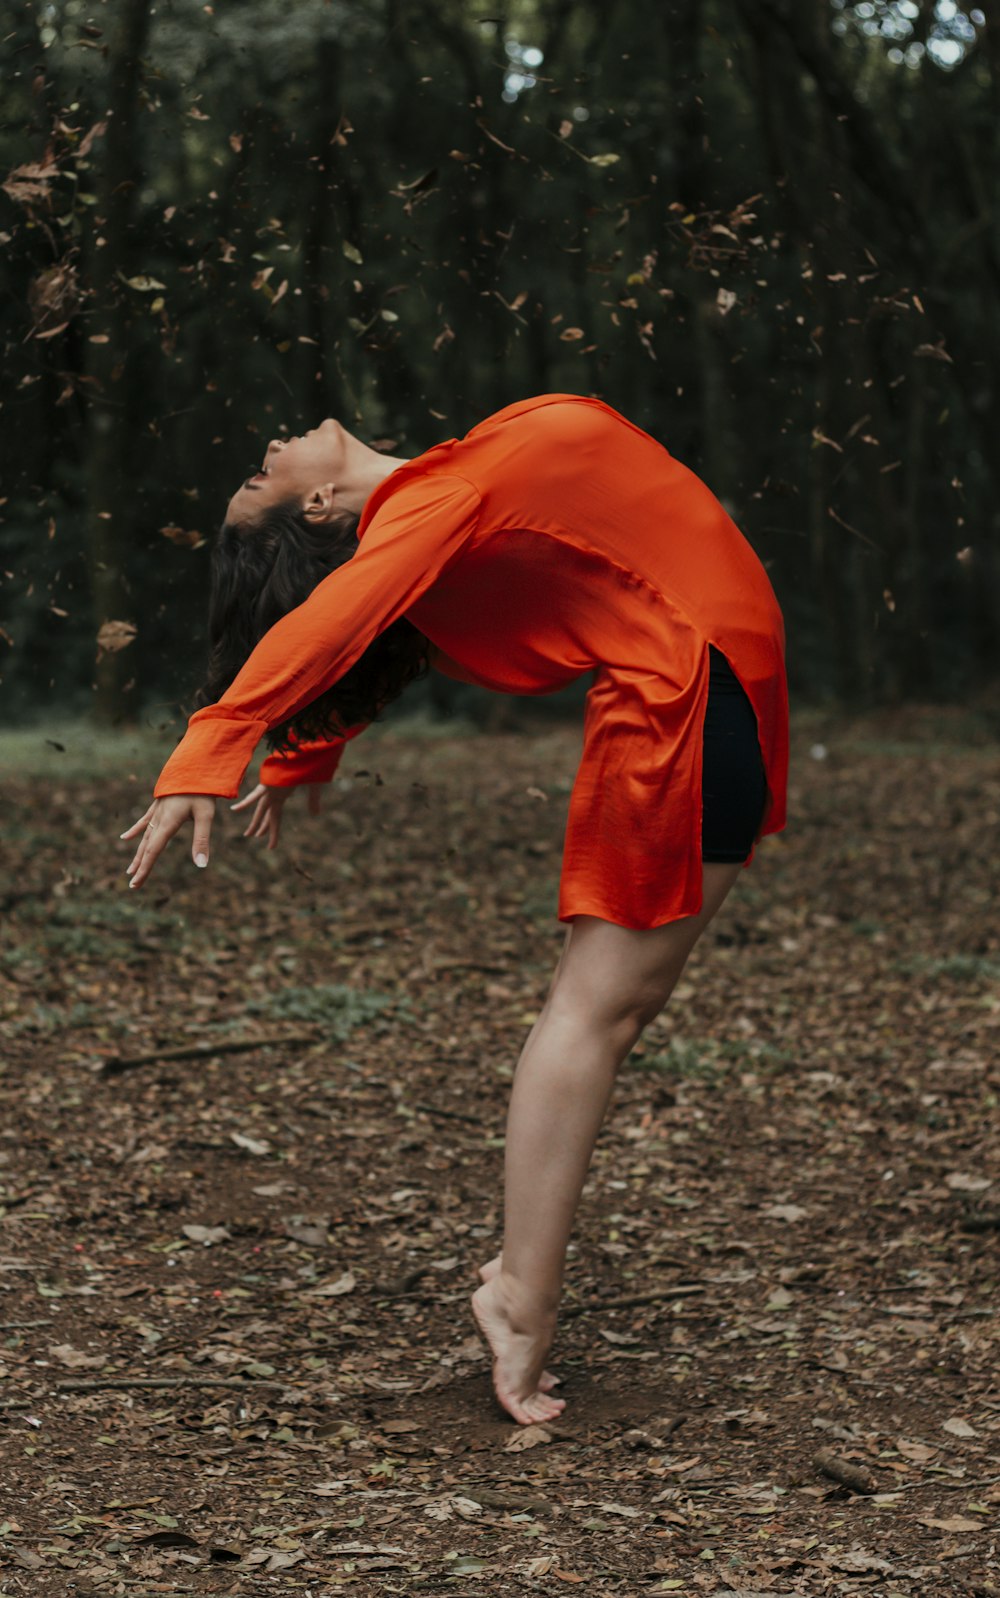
[155,394,788,928]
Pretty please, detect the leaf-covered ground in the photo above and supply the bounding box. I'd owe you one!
[1,707,999,1596]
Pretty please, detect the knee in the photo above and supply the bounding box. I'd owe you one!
[545,977,665,1050]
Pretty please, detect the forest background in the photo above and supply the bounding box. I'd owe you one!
[0,0,996,733]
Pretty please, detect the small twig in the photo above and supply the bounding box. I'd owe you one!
[0,1319,52,1330]
[564,1284,706,1317]
[98,1034,318,1076]
[55,1376,290,1393]
[431,959,512,974]
[412,1100,487,1127]
[813,1448,877,1494]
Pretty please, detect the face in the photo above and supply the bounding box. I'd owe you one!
[225,418,347,526]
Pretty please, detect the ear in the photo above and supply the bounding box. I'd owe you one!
[302,482,338,523]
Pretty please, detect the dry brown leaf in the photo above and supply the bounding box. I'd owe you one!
[96,619,137,659]
[941,1417,978,1438]
[503,1423,552,1452]
[918,1516,983,1533]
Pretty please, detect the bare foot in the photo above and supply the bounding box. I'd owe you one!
[476,1255,560,1389]
[477,1253,502,1285]
[471,1274,566,1425]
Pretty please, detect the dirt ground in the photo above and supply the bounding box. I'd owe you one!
[1,705,999,1596]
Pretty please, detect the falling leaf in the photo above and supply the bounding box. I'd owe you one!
[812,427,844,452]
[587,152,620,167]
[96,620,137,660]
[716,287,737,315]
[560,327,585,341]
[914,340,953,362]
[159,525,205,548]
[122,275,167,292]
[945,1172,992,1193]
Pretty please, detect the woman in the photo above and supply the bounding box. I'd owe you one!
[122,393,788,1427]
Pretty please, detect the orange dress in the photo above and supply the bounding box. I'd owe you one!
[154,394,788,928]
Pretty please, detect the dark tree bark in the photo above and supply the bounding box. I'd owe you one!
[83,0,153,723]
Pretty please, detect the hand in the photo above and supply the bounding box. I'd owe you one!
[229,782,324,850]
[120,794,217,890]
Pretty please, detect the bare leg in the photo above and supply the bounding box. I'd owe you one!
[472,863,743,1423]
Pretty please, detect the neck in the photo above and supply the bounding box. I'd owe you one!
[342,442,413,516]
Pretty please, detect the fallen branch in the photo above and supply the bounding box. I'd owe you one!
[98,1035,318,1076]
[55,1375,289,1393]
[813,1448,877,1494]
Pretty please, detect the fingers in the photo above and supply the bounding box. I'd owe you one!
[267,803,282,850]
[191,801,214,870]
[242,793,270,840]
[230,783,266,813]
[120,803,155,842]
[125,797,216,890]
[128,807,186,890]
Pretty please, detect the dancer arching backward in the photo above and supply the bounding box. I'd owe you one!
[121,393,789,1426]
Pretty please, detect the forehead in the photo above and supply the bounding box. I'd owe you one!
[227,483,267,524]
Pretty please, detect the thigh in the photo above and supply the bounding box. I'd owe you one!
[548,862,743,1029]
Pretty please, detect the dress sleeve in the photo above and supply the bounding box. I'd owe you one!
[153,473,481,799]
[258,723,368,789]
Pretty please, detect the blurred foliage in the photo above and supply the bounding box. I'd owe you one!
[0,0,995,729]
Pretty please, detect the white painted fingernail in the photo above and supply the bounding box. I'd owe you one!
[195,853,208,868]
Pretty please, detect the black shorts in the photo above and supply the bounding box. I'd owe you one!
[701,646,768,863]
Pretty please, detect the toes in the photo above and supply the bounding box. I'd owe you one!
[497,1383,566,1425]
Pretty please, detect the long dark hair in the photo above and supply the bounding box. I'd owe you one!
[195,502,430,751]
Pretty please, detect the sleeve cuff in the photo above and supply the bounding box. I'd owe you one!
[153,715,268,799]
[259,740,347,787]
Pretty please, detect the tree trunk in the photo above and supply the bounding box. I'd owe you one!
[83,0,152,723]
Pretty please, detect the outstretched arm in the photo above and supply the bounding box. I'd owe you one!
[123,473,481,887]
[231,723,369,850]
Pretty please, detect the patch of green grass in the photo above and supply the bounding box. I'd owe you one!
[631,1034,795,1082]
[0,709,485,786]
[896,954,1000,983]
[244,982,403,1036]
